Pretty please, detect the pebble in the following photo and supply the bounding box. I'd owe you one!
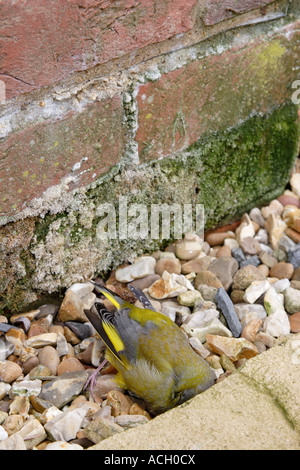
[182,318,233,343]
[241,319,262,342]
[263,310,290,337]
[24,333,58,349]
[175,234,203,260]
[83,417,123,444]
[265,214,287,249]
[38,346,60,375]
[177,290,203,307]
[207,256,239,291]
[284,286,300,314]
[206,334,259,361]
[0,361,23,383]
[115,256,156,282]
[43,441,83,450]
[148,271,193,299]
[215,288,242,337]
[44,405,89,442]
[240,236,261,255]
[183,309,219,328]
[0,340,15,361]
[269,262,294,279]
[288,312,300,332]
[39,371,89,409]
[58,282,96,322]
[243,280,270,304]
[155,257,181,275]
[194,270,222,290]
[232,265,266,290]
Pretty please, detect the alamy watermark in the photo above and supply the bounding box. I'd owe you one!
[292,79,300,105]
[95,196,205,241]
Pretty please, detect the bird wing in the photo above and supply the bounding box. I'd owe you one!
[90,282,125,309]
[127,284,157,311]
[84,303,129,369]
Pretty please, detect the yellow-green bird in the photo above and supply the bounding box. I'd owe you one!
[85,282,215,415]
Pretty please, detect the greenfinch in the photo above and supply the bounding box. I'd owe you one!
[85,282,215,415]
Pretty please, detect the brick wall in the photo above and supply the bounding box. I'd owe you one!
[0,0,300,311]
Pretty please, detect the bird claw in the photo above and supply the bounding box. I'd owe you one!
[84,358,108,401]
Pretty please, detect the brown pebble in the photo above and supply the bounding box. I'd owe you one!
[269,262,294,280]
[289,311,300,333]
[241,319,262,342]
[277,195,300,207]
[38,346,60,375]
[106,390,134,417]
[0,361,23,383]
[285,228,300,243]
[216,246,231,257]
[155,257,181,275]
[57,357,85,375]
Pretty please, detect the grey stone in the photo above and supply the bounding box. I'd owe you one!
[287,246,300,269]
[65,321,92,340]
[39,371,89,409]
[240,255,260,268]
[231,248,246,265]
[216,287,242,338]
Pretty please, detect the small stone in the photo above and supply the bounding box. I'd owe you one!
[196,285,218,302]
[0,432,26,450]
[230,290,247,304]
[263,310,290,337]
[205,232,233,246]
[264,286,284,315]
[271,278,290,293]
[189,337,211,358]
[148,271,193,299]
[259,251,278,268]
[58,282,96,322]
[106,390,135,417]
[175,236,203,260]
[224,238,239,250]
[269,262,294,280]
[287,246,300,268]
[5,329,26,356]
[239,255,260,268]
[2,414,24,436]
[38,345,60,375]
[155,257,181,275]
[11,379,42,397]
[288,312,300,332]
[265,214,287,249]
[232,265,266,290]
[207,256,239,291]
[194,270,222,290]
[240,237,261,255]
[184,309,219,328]
[0,425,8,442]
[44,405,88,442]
[39,371,89,409]
[249,207,265,227]
[182,318,232,343]
[64,321,91,340]
[231,248,246,265]
[0,383,11,400]
[284,286,300,314]
[234,303,267,322]
[64,326,80,345]
[57,357,85,375]
[243,280,270,304]
[83,417,123,444]
[241,319,262,342]
[24,332,57,349]
[261,199,284,219]
[177,290,203,307]
[115,256,156,282]
[92,374,123,399]
[255,331,275,348]
[235,214,255,243]
[216,246,231,257]
[0,340,15,362]
[14,417,46,449]
[291,280,300,289]
[215,287,242,337]
[44,441,83,450]
[219,354,236,372]
[206,335,259,361]
[114,414,149,428]
[285,228,300,244]
[257,264,270,277]
[9,396,30,416]
[255,228,269,244]
[0,361,23,383]
[277,194,300,207]
[30,395,56,414]
[129,274,161,290]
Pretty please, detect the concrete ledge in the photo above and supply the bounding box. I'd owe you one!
[89,333,300,450]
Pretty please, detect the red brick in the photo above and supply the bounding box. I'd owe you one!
[0,95,125,217]
[202,0,275,25]
[0,0,197,100]
[136,25,300,161]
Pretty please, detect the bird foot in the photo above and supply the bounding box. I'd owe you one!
[84,359,108,401]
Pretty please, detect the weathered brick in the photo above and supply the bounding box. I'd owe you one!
[0,0,197,100]
[0,95,125,217]
[202,0,275,25]
[136,24,300,161]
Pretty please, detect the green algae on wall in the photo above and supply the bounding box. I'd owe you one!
[0,102,299,313]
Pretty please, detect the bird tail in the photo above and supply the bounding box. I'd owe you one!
[90,281,124,309]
